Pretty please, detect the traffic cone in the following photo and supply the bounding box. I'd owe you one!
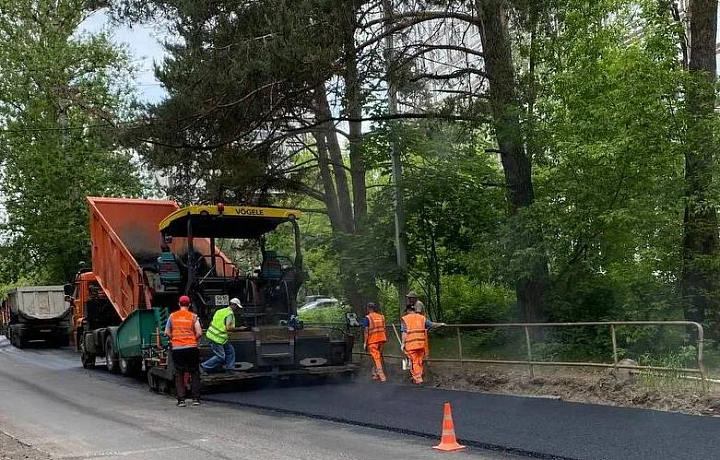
[433,402,465,451]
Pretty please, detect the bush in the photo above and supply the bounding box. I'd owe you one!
[298,305,350,323]
[440,275,515,324]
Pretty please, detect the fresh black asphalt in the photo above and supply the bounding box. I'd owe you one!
[206,381,720,460]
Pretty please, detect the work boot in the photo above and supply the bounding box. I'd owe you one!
[176,399,187,407]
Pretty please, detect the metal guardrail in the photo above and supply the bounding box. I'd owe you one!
[306,320,707,389]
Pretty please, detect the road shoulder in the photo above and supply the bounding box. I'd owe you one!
[0,430,50,460]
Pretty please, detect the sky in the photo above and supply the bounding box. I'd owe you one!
[79,10,168,103]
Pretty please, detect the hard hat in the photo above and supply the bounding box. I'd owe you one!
[179,295,191,306]
[406,291,419,298]
[230,297,243,308]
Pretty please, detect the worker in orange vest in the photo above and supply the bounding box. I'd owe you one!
[361,302,387,382]
[164,295,203,407]
[401,305,445,384]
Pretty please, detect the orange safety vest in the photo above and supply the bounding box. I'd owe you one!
[366,312,387,344]
[168,309,198,348]
[402,312,428,351]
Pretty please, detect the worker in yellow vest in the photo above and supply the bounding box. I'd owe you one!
[164,295,202,407]
[401,305,445,384]
[361,302,387,382]
[201,298,246,373]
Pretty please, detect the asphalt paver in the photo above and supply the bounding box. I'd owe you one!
[207,380,720,460]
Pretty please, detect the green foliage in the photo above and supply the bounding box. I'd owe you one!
[0,276,42,299]
[355,120,510,320]
[27,0,715,368]
[0,0,143,284]
[297,305,349,323]
[109,0,354,203]
[441,276,515,324]
[533,0,691,325]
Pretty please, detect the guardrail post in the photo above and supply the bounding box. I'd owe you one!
[695,323,708,392]
[611,325,618,367]
[524,326,534,379]
[457,327,463,370]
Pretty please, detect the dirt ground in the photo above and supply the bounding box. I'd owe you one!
[0,432,50,460]
[361,356,720,416]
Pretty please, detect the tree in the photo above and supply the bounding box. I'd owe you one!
[679,0,720,326]
[353,0,552,321]
[110,0,383,312]
[0,0,143,283]
[535,0,686,322]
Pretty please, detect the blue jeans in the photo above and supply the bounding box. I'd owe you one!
[201,341,235,372]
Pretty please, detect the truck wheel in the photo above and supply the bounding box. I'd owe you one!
[14,331,25,349]
[82,352,96,369]
[120,358,142,378]
[104,337,120,374]
[81,342,96,369]
[129,359,143,377]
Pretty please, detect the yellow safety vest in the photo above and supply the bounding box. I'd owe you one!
[206,307,235,345]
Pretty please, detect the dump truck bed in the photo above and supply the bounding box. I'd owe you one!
[6,286,70,321]
[87,197,238,321]
[88,197,179,320]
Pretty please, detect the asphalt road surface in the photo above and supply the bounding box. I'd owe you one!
[3,337,719,460]
[207,375,720,460]
[0,336,516,460]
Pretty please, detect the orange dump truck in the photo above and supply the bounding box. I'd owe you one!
[70,197,355,390]
[70,197,182,372]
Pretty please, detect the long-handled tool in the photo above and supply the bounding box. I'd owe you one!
[391,323,409,371]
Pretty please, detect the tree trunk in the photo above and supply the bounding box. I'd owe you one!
[343,1,367,231]
[316,89,355,233]
[345,41,368,231]
[313,131,343,231]
[680,0,719,326]
[476,0,549,323]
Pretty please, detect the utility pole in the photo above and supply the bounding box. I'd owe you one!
[383,0,408,315]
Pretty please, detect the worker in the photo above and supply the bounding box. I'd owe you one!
[361,302,387,382]
[164,295,202,407]
[401,305,445,385]
[406,291,425,313]
[201,298,246,373]
[157,242,183,286]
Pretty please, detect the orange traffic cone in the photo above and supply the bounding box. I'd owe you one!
[433,402,466,452]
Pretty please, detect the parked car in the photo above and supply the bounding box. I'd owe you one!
[298,297,339,313]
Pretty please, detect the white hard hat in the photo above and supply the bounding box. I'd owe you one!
[230,297,243,308]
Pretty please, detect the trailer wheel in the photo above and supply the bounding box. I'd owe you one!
[104,337,120,374]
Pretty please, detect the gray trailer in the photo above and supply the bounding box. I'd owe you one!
[1,286,72,348]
